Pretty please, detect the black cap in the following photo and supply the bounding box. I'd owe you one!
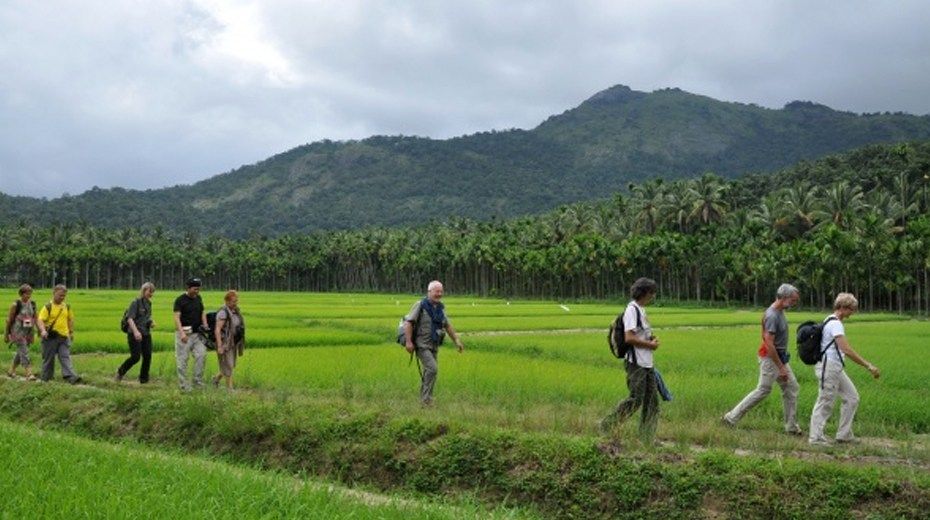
[186,277,203,288]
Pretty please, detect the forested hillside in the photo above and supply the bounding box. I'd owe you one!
[2,141,929,313]
[3,85,930,236]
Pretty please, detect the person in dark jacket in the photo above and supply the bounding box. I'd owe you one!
[116,282,156,384]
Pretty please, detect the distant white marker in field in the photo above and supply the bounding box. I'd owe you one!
[559,305,570,312]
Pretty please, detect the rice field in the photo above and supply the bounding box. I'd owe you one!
[2,289,928,516]
[0,420,527,519]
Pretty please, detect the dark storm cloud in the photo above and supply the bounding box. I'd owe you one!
[1,0,928,197]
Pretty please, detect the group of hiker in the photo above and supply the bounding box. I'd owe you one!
[720,283,880,446]
[4,278,246,390]
[5,276,881,445]
[4,283,79,384]
[600,278,881,446]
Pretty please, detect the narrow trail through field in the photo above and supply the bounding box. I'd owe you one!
[7,373,927,473]
[466,325,751,336]
[650,438,930,471]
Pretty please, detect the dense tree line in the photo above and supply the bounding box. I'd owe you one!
[2,142,929,314]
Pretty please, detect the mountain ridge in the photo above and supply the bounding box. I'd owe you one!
[3,84,930,236]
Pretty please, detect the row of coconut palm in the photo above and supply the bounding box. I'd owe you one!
[1,168,928,313]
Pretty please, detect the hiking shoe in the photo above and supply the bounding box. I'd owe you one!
[114,371,123,382]
[70,376,83,385]
[835,437,860,445]
[808,437,832,447]
[786,428,804,437]
[26,375,37,381]
[720,415,736,428]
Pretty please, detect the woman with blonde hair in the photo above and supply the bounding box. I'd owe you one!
[116,282,156,383]
[212,290,245,389]
[808,293,881,446]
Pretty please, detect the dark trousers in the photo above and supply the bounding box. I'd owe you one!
[118,334,152,383]
[603,362,660,439]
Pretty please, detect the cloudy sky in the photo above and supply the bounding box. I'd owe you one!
[1,0,929,198]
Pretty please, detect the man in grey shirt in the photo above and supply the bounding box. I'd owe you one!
[403,280,464,406]
[723,283,803,435]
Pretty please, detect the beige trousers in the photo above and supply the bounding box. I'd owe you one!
[724,356,801,433]
[809,361,859,442]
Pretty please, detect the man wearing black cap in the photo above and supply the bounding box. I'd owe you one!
[173,278,209,391]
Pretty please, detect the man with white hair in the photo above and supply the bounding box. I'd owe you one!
[403,280,464,406]
[723,283,803,435]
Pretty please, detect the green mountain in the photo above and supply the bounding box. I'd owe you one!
[3,85,930,236]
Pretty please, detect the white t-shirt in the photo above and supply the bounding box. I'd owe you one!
[820,315,845,363]
[622,301,654,368]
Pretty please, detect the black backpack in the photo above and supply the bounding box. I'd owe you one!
[796,316,838,365]
[608,304,642,362]
[205,310,219,350]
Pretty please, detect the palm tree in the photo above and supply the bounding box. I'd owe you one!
[862,190,906,234]
[629,179,665,234]
[661,183,694,233]
[687,173,729,226]
[891,172,920,227]
[748,193,781,232]
[778,184,823,237]
[819,181,864,230]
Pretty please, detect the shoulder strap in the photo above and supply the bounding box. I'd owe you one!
[821,316,843,357]
[5,302,16,335]
[817,316,843,387]
[220,305,231,342]
[417,298,433,327]
[45,301,65,329]
[419,297,433,321]
[819,316,838,349]
[626,303,643,366]
[129,297,143,320]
